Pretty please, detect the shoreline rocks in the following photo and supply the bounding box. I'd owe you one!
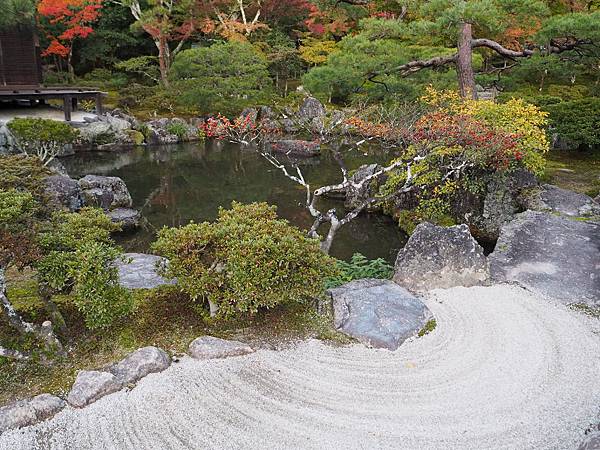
[269,139,320,157]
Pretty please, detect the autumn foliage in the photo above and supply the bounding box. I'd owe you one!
[37,0,102,59]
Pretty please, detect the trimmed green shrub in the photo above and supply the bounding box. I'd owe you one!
[152,202,338,318]
[37,208,132,329]
[7,118,79,166]
[546,98,600,148]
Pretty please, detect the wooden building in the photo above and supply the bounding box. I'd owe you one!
[0,26,43,87]
[0,26,105,121]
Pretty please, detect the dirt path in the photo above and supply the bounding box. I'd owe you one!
[2,285,599,450]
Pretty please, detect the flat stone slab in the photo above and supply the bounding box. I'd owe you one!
[520,184,600,218]
[67,370,122,408]
[116,253,175,290]
[110,346,171,385]
[0,394,65,434]
[328,279,433,350]
[189,336,254,360]
[489,210,600,306]
[394,223,489,292]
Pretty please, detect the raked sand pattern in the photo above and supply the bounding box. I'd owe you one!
[1,285,599,450]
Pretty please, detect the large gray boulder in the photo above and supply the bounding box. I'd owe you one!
[189,336,254,360]
[328,279,433,350]
[0,394,65,434]
[345,164,387,210]
[489,211,600,307]
[110,346,170,385]
[394,223,489,292]
[116,253,174,289]
[269,140,320,157]
[67,370,122,408]
[519,184,600,218]
[79,174,133,209]
[44,175,83,212]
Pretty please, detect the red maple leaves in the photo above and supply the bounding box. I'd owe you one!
[37,0,103,58]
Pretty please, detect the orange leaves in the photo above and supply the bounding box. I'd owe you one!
[38,0,102,57]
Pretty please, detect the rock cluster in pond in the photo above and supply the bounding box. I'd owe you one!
[394,223,489,292]
[76,110,199,150]
[0,394,65,434]
[327,279,432,350]
[188,336,255,360]
[67,346,172,408]
[116,253,175,289]
[489,210,599,307]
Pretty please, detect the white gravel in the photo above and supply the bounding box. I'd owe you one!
[1,284,599,450]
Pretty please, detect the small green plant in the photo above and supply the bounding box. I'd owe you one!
[7,118,79,166]
[165,122,189,141]
[325,253,394,289]
[418,319,437,337]
[152,202,339,319]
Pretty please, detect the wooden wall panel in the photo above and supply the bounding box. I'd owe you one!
[0,27,42,88]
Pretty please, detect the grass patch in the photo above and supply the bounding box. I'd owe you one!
[0,275,346,405]
[418,319,437,337]
[570,303,600,319]
[544,150,600,196]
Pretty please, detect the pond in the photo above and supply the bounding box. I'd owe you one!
[62,142,407,263]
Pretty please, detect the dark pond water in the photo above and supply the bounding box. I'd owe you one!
[62,142,407,262]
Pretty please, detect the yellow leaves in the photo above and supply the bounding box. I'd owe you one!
[299,38,338,66]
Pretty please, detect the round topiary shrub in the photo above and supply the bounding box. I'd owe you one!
[152,202,339,318]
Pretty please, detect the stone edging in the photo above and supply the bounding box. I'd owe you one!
[0,336,255,435]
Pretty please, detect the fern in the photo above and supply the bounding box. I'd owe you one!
[325,253,394,289]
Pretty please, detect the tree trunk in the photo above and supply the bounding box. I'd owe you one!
[67,48,75,84]
[157,36,171,88]
[456,22,477,99]
[38,283,67,335]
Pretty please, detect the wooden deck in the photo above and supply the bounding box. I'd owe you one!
[0,87,107,121]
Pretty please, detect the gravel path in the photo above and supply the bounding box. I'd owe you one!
[2,285,599,450]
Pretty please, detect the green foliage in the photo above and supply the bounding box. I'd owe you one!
[70,242,133,330]
[545,98,600,148]
[115,56,160,84]
[325,253,393,289]
[152,202,338,318]
[302,20,460,103]
[0,190,36,225]
[418,319,437,337]
[165,122,189,140]
[0,0,36,29]
[7,118,79,166]
[36,208,131,329]
[0,156,50,199]
[170,42,274,116]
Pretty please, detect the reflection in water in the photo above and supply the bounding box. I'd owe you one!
[63,142,407,262]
